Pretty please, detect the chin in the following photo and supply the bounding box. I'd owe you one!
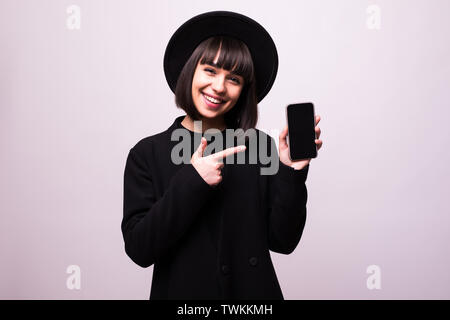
[198,110,222,119]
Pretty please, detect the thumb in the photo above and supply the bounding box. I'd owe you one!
[279,126,288,149]
[195,137,207,158]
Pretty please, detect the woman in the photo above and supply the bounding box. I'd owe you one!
[122,11,323,300]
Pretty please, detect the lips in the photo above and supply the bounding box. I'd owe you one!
[202,92,226,104]
[202,94,222,109]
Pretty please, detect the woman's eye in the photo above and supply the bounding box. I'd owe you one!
[203,67,241,84]
[230,77,241,84]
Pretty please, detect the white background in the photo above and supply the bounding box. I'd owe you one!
[1,0,449,299]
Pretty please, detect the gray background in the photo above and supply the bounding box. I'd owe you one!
[1,0,449,299]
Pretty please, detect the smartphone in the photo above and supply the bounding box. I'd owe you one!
[286,103,317,160]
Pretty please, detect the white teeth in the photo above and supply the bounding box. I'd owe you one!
[203,94,222,104]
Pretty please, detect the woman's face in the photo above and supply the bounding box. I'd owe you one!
[191,50,244,121]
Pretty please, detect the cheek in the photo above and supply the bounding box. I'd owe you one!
[191,76,204,97]
[193,73,208,86]
[232,87,244,102]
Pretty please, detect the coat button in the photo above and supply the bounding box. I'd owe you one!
[249,257,258,266]
[221,265,230,275]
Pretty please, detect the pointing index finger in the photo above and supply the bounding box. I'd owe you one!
[212,145,246,160]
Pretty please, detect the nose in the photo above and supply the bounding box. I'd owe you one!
[211,75,226,94]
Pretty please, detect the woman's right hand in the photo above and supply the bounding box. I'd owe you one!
[191,137,246,187]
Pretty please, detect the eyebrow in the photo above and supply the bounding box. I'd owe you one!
[204,62,242,77]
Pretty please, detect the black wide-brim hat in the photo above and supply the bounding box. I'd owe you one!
[163,11,278,103]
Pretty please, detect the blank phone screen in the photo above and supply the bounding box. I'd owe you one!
[286,103,317,160]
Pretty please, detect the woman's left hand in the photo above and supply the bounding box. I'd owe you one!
[279,115,323,170]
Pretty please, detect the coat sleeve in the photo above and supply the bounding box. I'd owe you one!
[266,136,309,255]
[121,146,213,268]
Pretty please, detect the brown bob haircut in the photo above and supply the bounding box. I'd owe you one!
[174,36,258,131]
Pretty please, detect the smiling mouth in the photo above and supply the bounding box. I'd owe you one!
[203,93,225,104]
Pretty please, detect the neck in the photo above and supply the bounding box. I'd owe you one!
[181,115,226,133]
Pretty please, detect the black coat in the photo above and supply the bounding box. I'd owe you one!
[122,116,309,299]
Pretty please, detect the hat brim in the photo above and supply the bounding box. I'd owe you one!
[163,11,278,103]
